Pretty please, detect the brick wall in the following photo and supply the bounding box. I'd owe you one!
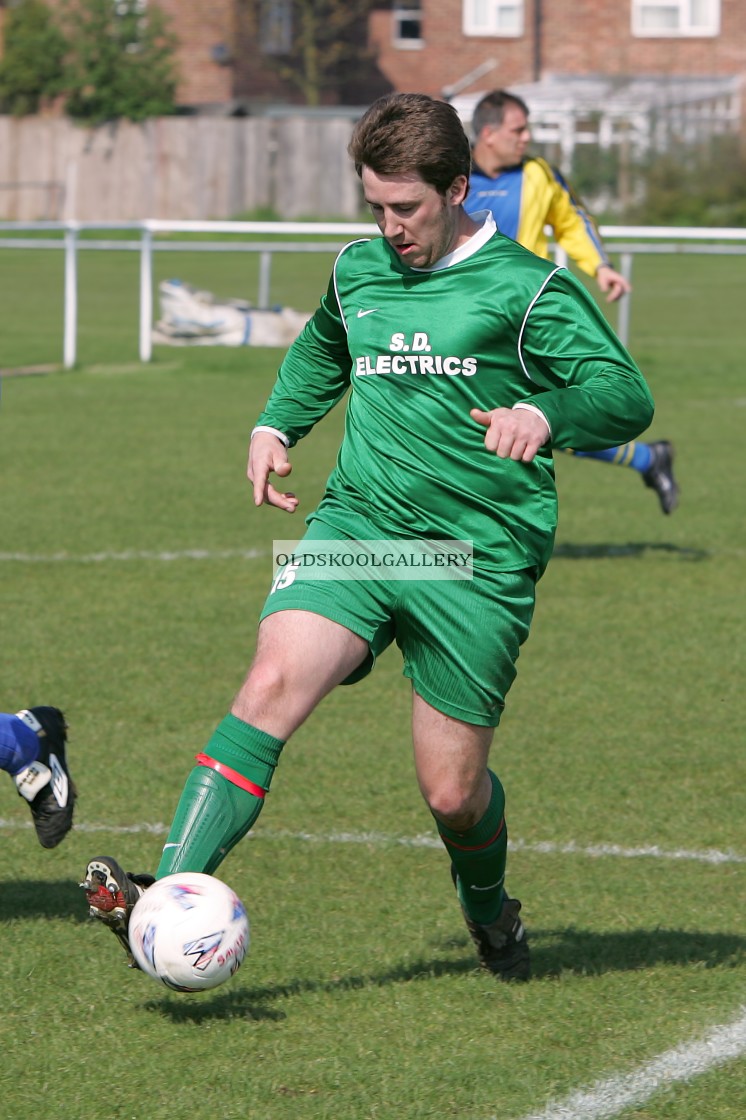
[544,0,746,76]
[369,6,533,98]
[158,0,236,107]
[371,0,746,101]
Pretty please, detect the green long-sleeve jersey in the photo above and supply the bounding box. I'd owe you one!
[255,218,654,574]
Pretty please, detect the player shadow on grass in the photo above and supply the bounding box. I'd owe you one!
[552,542,709,561]
[145,926,745,1023]
[0,878,85,920]
[510,926,746,980]
[144,956,478,1024]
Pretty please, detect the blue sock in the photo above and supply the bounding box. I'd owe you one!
[570,441,652,472]
[0,713,40,776]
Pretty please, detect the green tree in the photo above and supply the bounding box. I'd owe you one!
[629,136,746,227]
[0,0,68,116]
[61,0,178,124]
[255,0,376,106]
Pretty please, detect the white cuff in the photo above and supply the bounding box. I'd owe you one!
[251,425,290,448]
[512,402,552,439]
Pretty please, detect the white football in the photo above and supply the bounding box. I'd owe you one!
[128,872,250,992]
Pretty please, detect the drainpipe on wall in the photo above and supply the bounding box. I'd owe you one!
[533,0,543,82]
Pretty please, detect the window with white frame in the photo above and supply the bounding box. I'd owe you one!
[463,0,524,37]
[260,0,293,55]
[632,0,720,37]
[114,0,147,13]
[393,1,423,48]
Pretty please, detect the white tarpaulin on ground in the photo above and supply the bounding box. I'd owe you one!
[152,279,311,347]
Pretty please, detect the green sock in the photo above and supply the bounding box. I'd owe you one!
[436,770,508,925]
[156,714,285,878]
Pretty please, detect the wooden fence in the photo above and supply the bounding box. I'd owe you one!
[0,114,364,222]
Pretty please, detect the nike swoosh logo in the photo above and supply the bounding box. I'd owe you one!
[162,842,180,850]
[357,308,379,318]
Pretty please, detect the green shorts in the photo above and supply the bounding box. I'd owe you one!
[260,519,537,728]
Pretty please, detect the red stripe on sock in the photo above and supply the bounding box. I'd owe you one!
[195,753,267,798]
[440,816,505,852]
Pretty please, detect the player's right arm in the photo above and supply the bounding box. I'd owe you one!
[254,275,352,445]
[247,430,298,511]
[248,269,352,509]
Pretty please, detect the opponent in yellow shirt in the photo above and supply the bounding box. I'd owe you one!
[466,89,630,302]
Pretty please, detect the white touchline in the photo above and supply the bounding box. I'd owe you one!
[0,818,743,865]
[3,546,746,563]
[509,1005,746,1120]
[507,836,746,866]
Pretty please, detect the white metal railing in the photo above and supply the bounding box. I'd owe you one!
[1,220,745,366]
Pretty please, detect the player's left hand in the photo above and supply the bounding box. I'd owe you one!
[596,264,631,303]
[470,407,550,462]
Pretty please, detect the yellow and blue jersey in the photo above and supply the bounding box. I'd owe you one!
[465,156,610,277]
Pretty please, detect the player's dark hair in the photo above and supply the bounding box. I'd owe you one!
[348,93,471,196]
[472,89,530,138]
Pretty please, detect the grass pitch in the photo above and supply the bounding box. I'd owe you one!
[0,247,744,1120]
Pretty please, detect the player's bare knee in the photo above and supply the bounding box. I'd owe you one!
[235,657,292,714]
[425,786,480,830]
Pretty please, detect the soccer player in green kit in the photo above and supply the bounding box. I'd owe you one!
[82,94,654,981]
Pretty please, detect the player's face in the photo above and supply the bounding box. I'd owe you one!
[361,167,469,269]
[483,104,531,170]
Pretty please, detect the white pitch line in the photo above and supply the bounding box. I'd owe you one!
[511,1006,746,1120]
[0,818,744,865]
[3,546,746,564]
[508,836,746,866]
[0,548,266,563]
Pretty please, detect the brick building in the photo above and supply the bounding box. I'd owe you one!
[368,0,746,101]
[1,2,744,115]
[156,0,238,109]
[158,1,745,114]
